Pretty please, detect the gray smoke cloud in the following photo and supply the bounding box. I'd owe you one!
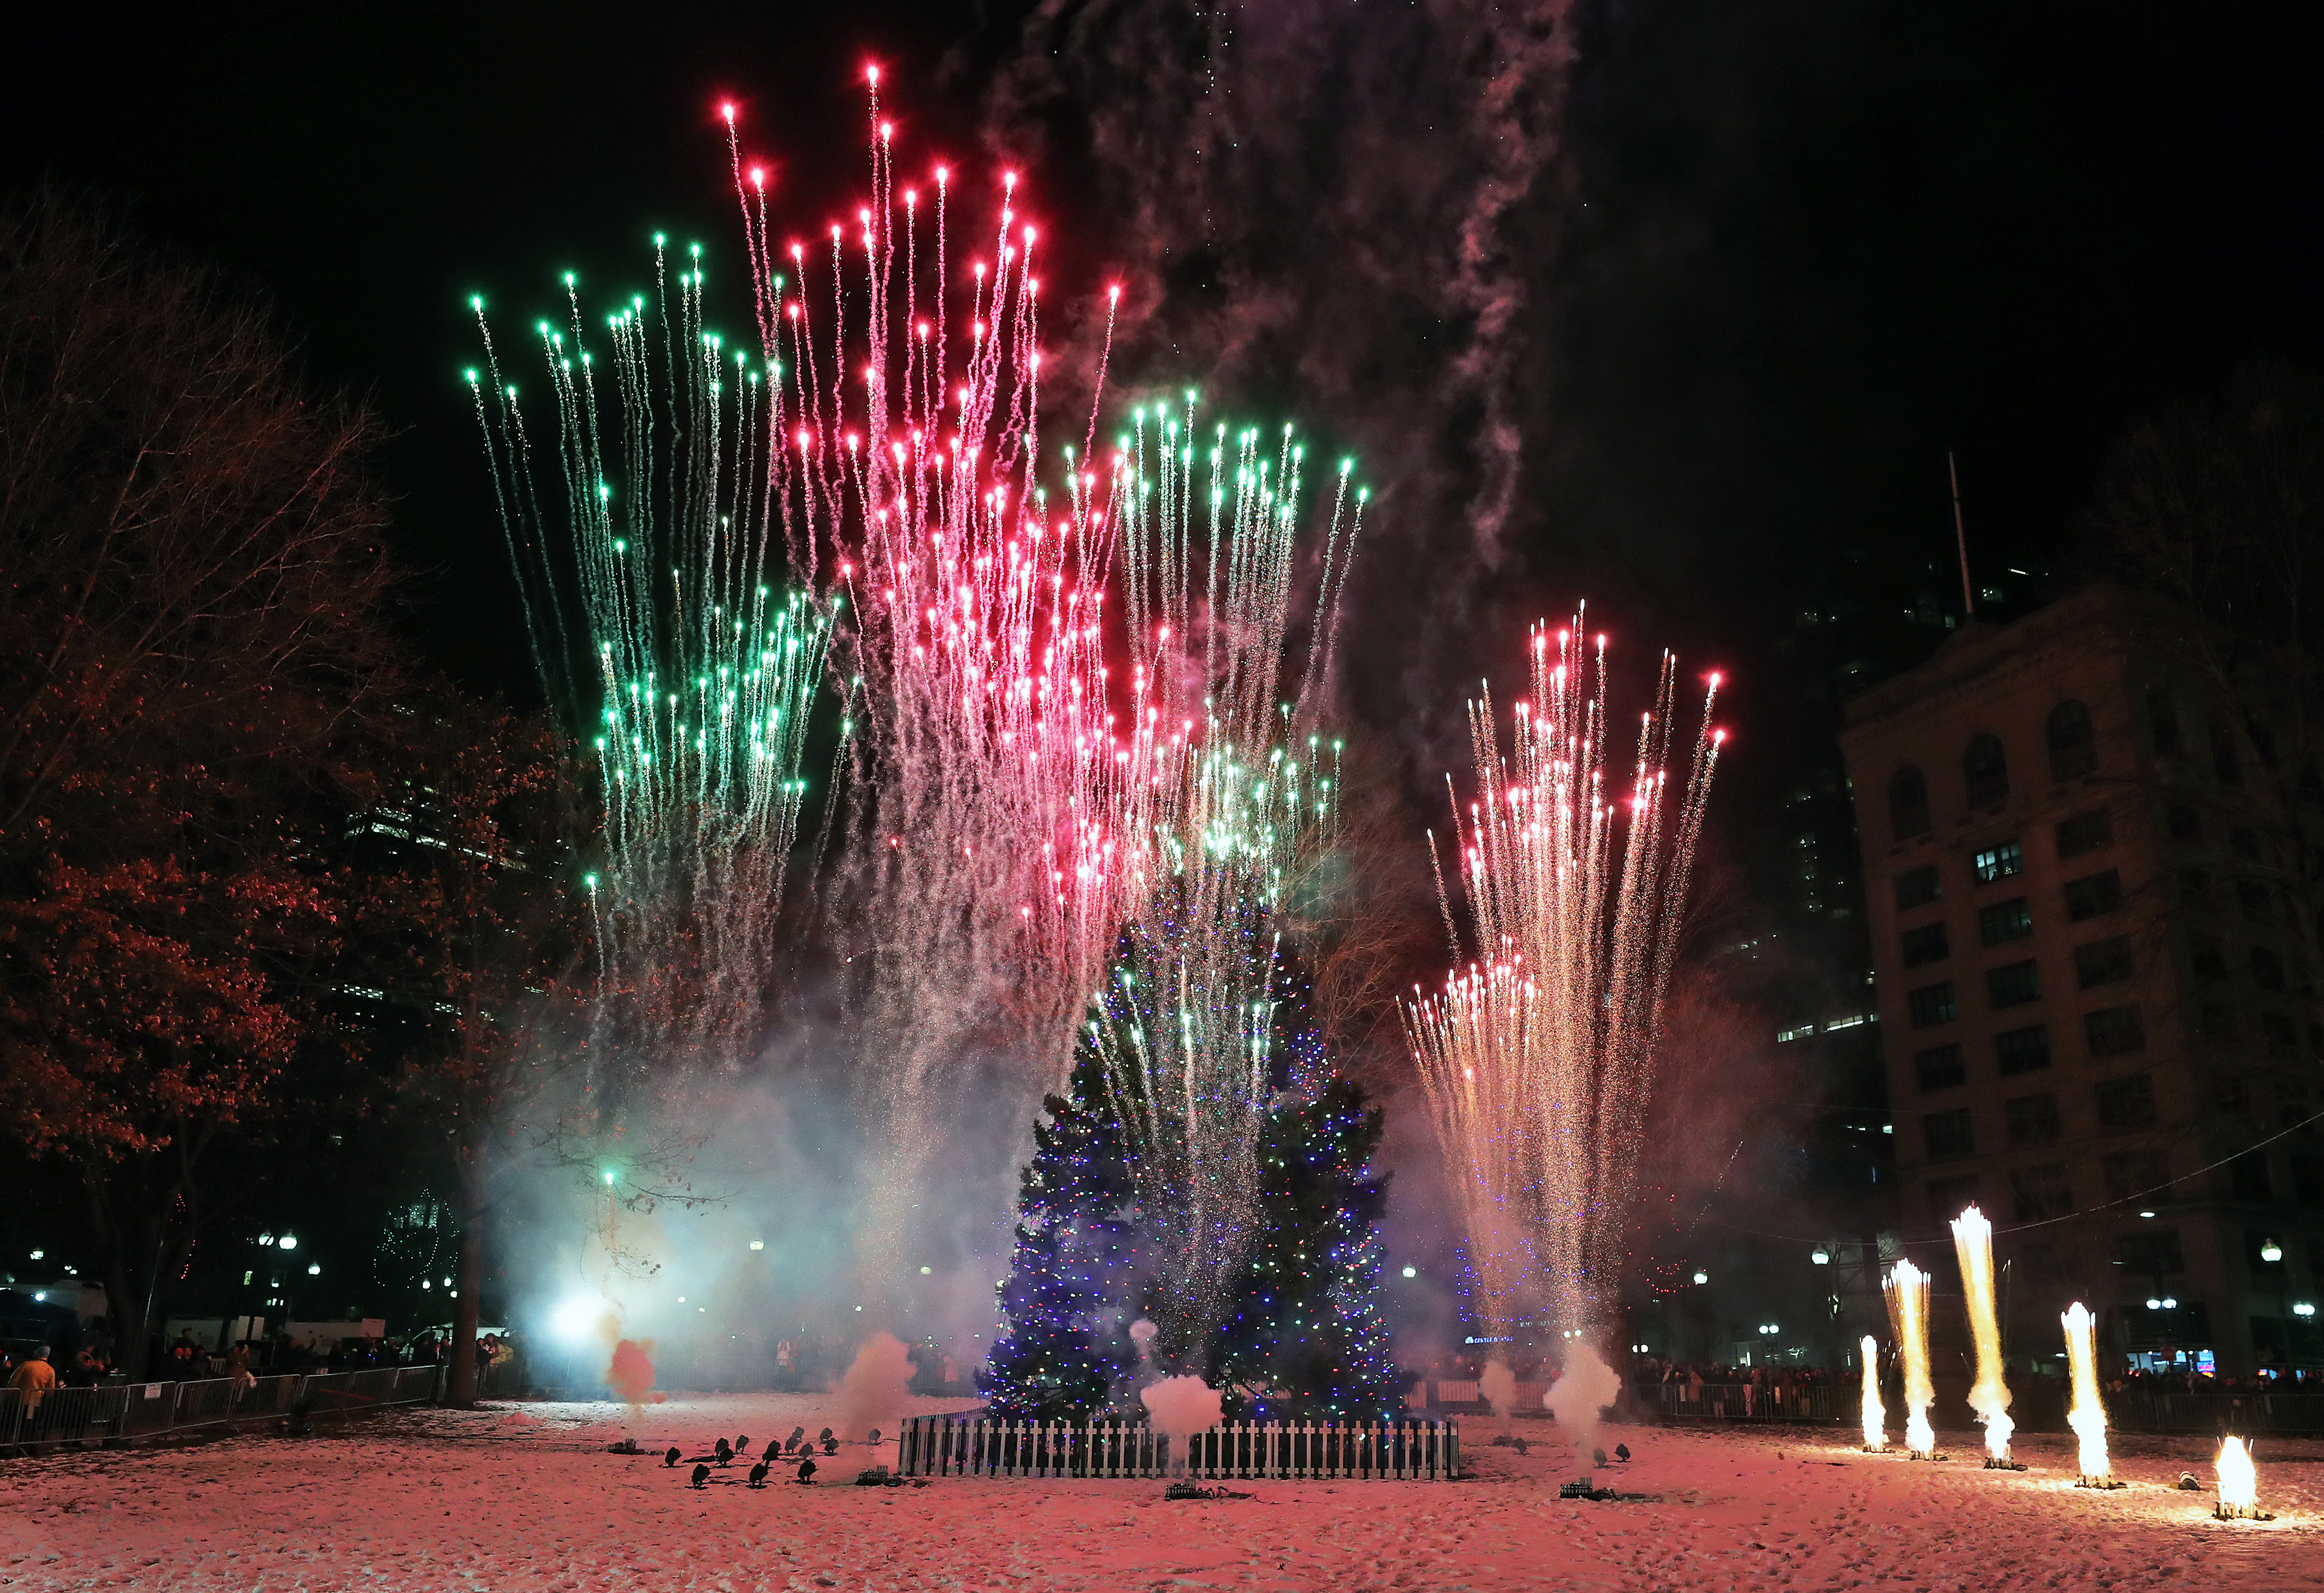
[965,0,1576,734]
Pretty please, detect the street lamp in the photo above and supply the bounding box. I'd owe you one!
[1693,1271,1709,1285]
[2261,1238,2284,1264]
[1811,1248,1831,1266]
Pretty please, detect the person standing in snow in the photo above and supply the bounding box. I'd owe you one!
[9,1346,58,1413]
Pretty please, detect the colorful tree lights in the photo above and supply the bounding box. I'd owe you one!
[986,922,1397,1421]
[982,1043,1144,1421]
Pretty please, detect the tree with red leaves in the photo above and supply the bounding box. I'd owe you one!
[0,191,403,1375]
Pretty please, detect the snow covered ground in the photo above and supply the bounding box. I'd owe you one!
[4,1392,2322,1590]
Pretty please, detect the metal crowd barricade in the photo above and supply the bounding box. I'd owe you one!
[2,1364,447,1454]
[1644,1383,1845,1425]
[1419,1378,1546,1411]
[2110,1388,2324,1437]
[303,1366,420,1416]
[166,1373,302,1429]
[0,1386,129,1450]
[895,1416,1459,1481]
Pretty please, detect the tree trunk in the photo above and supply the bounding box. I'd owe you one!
[446,1161,486,1407]
[98,1258,142,1381]
[86,1179,154,1381]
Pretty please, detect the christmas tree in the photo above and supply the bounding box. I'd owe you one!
[1212,1074,1403,1421]
[986,910,1401,1421]
[980,1043,1144,1420]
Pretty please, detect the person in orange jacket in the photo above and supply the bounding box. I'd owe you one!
[8,1346,58,1413]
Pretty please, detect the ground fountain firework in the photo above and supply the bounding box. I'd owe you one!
[1403,617,1720,1345]
[1885,1258,1938,1459]
[1951,1205,2019,1467]
[1859,1333,1885,1451]
[2063,1301,2119,1488]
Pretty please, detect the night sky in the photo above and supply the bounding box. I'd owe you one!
[7,1,2322,754]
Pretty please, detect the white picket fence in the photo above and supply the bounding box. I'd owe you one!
[896,1415,1459,1481]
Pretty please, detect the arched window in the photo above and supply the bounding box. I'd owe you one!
[1889,765,1931,842]
[2046,700,2096,781]
[2147,687,2182,757]
[2211,718,2242,787]
[1964,733,2009,810]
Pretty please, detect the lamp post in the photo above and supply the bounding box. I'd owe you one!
[2257,1235,2292,1377]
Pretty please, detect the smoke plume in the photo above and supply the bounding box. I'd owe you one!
[1140,1374,1224,1473]
[973,1,1578,730]
[837,1332,915,1443]
[604,1338,659,1413]
[1545,1342,1621,1473]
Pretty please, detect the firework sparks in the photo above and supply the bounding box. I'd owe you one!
[1950,1205,2017,1465]
[718,84,1365,1303]
[713,84,1168,1286]
[1082,402,1362,1352]
[1884,1259,1936,1458]
[1859,1334,1885,1451]
[469,242,834,1089]
[2214,1436,2269,1520]
[1403,617,1721,1342]
[2062,1302,2114,1485]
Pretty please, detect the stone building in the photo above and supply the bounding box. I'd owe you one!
[1840,585,2323,1377]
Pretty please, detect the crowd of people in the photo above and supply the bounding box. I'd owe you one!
[1637,1357,1850,1396]
[2114,1362,2324,1393]
[1,1326,519,1400]
[4,1344,114,1392]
